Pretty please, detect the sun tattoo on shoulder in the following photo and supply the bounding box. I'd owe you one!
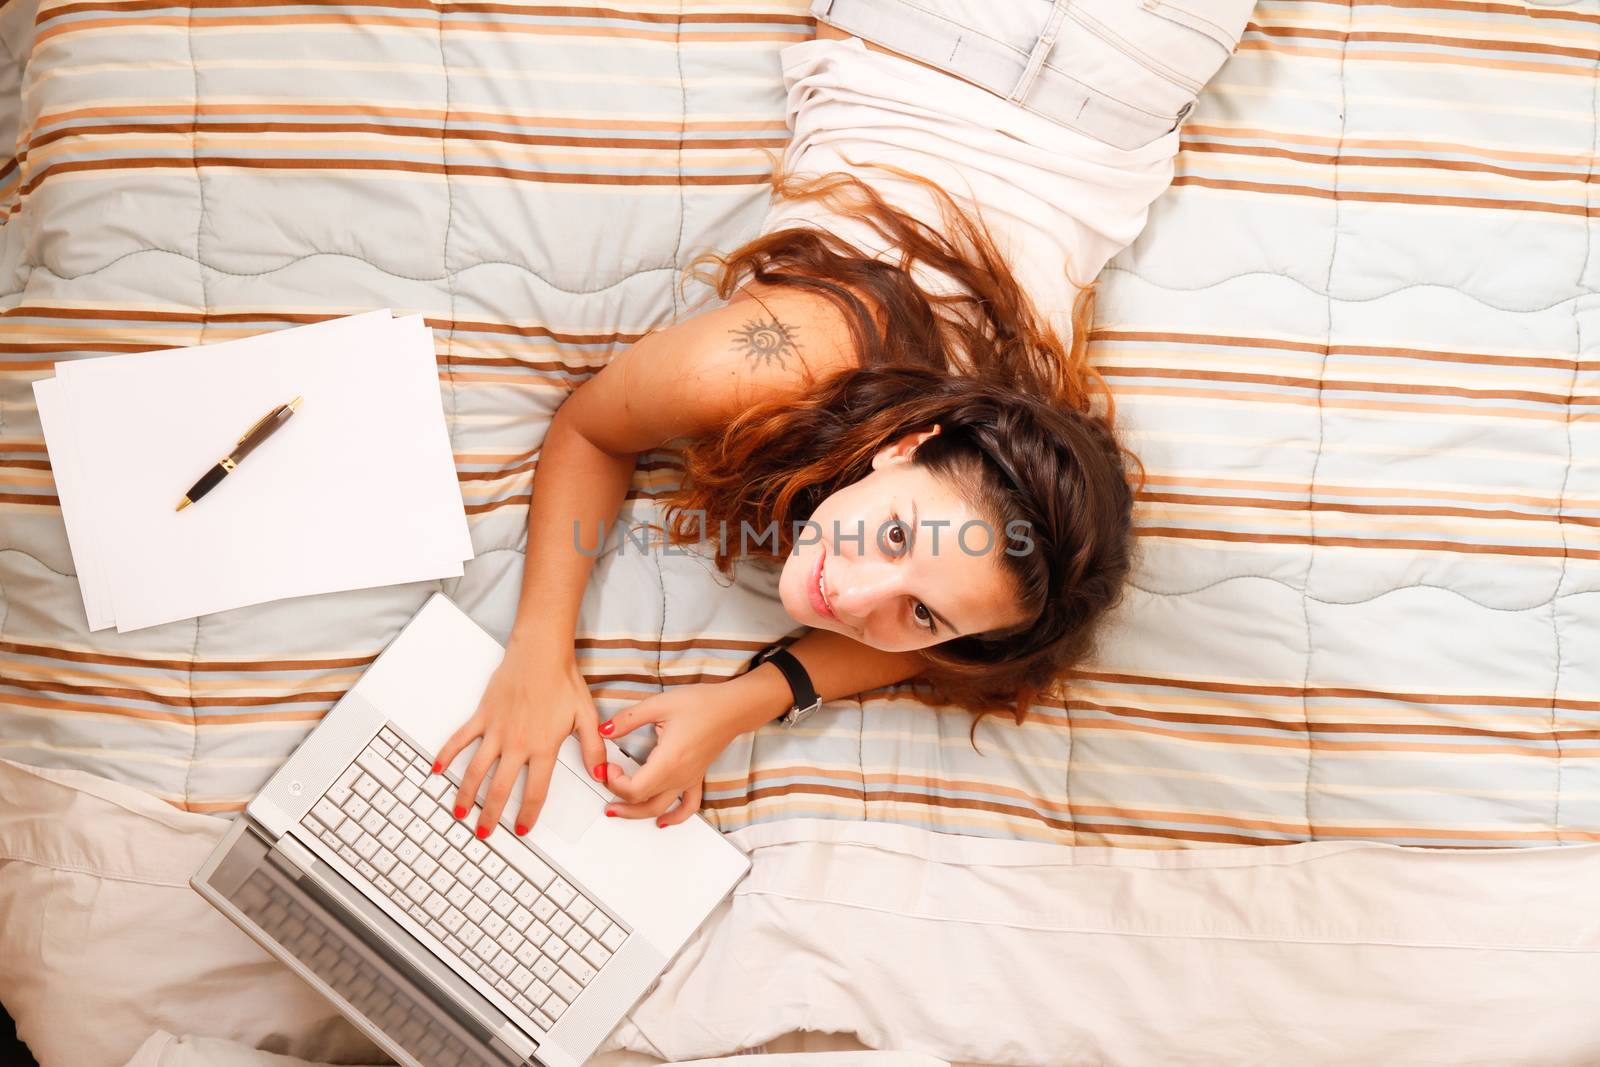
[731,315,802,369]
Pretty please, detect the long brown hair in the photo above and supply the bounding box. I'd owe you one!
[654,161,1145,731]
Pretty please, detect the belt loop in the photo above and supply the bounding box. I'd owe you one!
[1008,0,1072,104]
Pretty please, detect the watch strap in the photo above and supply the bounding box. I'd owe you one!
[746,643,822,726]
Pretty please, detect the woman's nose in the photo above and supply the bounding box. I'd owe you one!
[831,558,900,618]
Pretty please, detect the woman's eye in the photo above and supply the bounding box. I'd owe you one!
[887,515,906,546]
[911,601,935,631]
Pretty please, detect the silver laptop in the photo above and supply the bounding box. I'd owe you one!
[192,592,751,1067]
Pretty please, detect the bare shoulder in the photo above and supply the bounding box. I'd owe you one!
[560,279,867,457]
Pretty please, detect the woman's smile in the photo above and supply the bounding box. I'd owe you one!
[810,550,840,622]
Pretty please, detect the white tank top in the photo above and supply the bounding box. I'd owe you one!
[759,36,1179,354]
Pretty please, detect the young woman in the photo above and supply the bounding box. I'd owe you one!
[430,0,1253,838]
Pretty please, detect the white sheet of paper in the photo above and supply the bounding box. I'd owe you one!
[33,376,117,630]
[49,309,474,632]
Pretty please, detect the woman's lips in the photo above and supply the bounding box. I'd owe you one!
[810,552,838,621]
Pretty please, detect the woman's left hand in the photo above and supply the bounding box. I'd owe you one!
[596,681,753,827]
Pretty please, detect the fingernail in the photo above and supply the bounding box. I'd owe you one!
[592,764,608,782]
[476,825,490,839]
[604,809,616,818]
[453,805,466,820]
[655,820,665,829]
[598,721,614,736]
[431,761,442,775]
[515,823,528,836]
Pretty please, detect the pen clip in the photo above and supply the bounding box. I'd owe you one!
[237,402,288,445]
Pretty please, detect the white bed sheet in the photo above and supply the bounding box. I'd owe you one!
[6,757,1600,1067]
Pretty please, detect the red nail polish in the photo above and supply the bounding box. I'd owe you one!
[453,805,466,820]
[604,809,616,818]
[598,721,614,736]
[431,761,442,775]
[515,824,528,836]
[592,764,608,782]
[476,825,490,839]
[655,820,665,829]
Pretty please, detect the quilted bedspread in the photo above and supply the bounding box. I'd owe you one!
[0,0,1597,852]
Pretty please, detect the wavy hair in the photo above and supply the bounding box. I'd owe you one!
[652,161,1145,733]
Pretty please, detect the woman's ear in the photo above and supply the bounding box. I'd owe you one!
[871,424,943,471]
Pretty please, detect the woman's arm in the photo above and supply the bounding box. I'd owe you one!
[439,281,864,834]
[720,627,928,733]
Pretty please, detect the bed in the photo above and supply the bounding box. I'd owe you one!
[2,0,1599,1065]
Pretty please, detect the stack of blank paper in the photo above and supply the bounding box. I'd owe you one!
[34,309,474,633]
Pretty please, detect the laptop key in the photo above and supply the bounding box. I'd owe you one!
[546,879,576,908]
[525,920,551,948]
[566,896,593,923]
[557,949,595,987]
[370,789,397,815]
[530,896,556,922]
[353,773,378,800]
[551,967,584,1002]
[531,957,557,983]
[581,941,611,970]
[600,923,625,952]
[582,911,610,939]
[534,1009,555,1030]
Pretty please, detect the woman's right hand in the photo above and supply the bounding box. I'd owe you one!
[430,638,607,840]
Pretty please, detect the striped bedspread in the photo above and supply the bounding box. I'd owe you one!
[0,0,1596,851]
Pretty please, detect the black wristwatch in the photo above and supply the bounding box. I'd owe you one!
[744,641,822,727]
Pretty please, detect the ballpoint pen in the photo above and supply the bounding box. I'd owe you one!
[175,396,303,511]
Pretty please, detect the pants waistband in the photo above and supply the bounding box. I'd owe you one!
[810,0,1192,151]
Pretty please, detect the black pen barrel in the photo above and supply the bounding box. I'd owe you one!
[185,462,229,504]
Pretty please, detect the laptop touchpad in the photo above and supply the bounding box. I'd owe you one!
[538,760,603,844]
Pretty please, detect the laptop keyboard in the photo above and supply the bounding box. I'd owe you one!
[234,867,499,1067]
[299,726,628,1034]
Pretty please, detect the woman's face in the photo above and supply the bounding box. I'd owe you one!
[779,426,1031,652]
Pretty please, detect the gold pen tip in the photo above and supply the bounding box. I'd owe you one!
[176,498,191,512]
[288,395,303,412]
